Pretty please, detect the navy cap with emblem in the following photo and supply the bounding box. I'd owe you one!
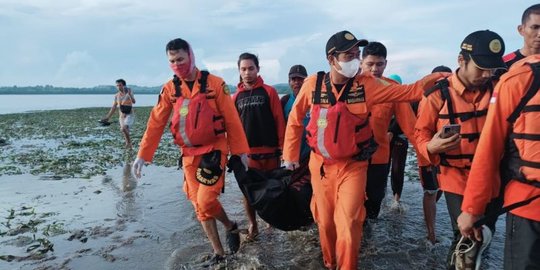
[326,30,368,56]
[460,30,505,69]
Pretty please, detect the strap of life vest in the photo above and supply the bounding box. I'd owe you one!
[507,62,540,123]
[173,70,210,97]
[474,194,540,228]
[474,62,540,228]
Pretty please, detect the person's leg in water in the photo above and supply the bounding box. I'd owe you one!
[390,135,408,205]
[243,197,258,240]
[420,166,439,244]
[242,155,280,240]
[184,154,239,256]
[365,163,390,219]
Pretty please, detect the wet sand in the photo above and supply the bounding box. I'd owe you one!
[0,109,504,269]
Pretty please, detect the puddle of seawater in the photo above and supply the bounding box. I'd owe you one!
[0,159,505,269]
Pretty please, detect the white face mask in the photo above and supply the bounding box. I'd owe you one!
[335,58,360,78]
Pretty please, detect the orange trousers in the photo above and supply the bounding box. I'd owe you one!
[309,154,368,270]
[182,153,227,221]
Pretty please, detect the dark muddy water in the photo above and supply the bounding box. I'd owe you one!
[0,160,504,270]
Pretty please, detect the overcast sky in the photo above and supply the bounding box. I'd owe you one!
[1,0,537,87]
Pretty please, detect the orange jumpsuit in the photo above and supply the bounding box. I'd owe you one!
[283,72,443,269]
[138,70,249,221]
[461,56,540,222]
[414,74,491,195]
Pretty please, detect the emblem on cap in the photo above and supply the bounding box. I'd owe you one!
[461,43,473,51]
[489,39,502,53]
[344,33,355,40]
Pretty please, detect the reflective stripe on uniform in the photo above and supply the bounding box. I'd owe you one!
[179,99,193,147]
[317,108,331,159]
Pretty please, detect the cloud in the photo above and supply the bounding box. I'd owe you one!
[54,51,100,87]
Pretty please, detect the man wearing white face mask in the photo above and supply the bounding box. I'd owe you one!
[282,30,446,269]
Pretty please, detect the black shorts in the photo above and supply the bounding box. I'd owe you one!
[420,165,439,193]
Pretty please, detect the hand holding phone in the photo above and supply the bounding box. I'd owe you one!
[440,124,461,139]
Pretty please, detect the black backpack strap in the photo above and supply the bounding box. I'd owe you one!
[324,73,337,105]
[507,62,540,123]
[173,75,182,97]
[423,78,456,123]
[423,78,447,97]
[438,79,456,124]
[199,70,209,94]
[313,71,326,104]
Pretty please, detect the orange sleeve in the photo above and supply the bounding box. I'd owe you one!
[393,102,430,166]
[414,92,444,165]
[266,85,286,149]
[394,102,417,144]
[461,71,527,215]
[137,84,174,162]
[364,72,446,107]
[215,82,250,155]
[283,75,314,162]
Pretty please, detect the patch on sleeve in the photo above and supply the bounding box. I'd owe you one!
[490,91,498,104]
[346,85,365,103]
[223,84,230,95]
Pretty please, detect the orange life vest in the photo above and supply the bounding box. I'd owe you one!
[424,79,492,169]
[305,72,376,164]
[506,62,540,187]
[169,71,226,156]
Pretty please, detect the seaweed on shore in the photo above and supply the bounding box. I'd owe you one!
[0,107,179,178]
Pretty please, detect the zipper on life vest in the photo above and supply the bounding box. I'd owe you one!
[334,112,341,143]
[194,103,201,128]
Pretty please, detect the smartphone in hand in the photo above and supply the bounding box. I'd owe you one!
[440,124,461,139]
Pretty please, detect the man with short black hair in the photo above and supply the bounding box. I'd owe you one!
[415,30,506,269]
[101,78,136,149]
[504,4,540,68]
[132,38,250,265]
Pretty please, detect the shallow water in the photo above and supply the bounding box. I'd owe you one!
[0,158,504,270]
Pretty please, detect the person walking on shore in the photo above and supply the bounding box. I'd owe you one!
[132,38,250,265]
[457,54,540,270]
[282,30,445,269]
[233,52,286,240]
[414,30,506,269]
[101,79,136,149]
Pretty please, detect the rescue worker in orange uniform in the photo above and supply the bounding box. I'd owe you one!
[414,30,506,269]
[132,38,250,265]
[457,54,540,270]
[233,52,286,240]
[360,42,435,224]
[283,30,445,270]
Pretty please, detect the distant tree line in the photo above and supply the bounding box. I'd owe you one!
[0,83,292,95]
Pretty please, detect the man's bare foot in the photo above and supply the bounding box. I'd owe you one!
[427,234,437,245]
[246,224,259,241]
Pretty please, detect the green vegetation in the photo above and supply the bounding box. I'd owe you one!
[0,83,293,95]
[0,206,59,262]
[0,107,179,179]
